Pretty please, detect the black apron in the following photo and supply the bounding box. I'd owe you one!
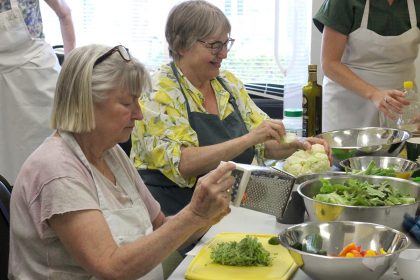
[139,63,254,215]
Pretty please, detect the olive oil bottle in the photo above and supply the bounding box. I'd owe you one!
[302,64,322,137]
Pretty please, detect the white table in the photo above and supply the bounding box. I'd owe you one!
[167,206,412,280]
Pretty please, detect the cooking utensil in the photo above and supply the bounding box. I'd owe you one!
[278,221,410,280]
[339,156,420,179]
[230,163,295,220]
[185,232,298,280]
[297,174,420,231]
[316,127,411,168]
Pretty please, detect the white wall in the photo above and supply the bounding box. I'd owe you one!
[311,0,420,89]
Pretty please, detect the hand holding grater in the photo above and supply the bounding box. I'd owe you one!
[229,162,296,219]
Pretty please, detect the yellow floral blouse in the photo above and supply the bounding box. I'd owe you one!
[131,63,269,188]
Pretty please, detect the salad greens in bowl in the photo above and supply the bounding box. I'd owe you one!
[297,174,420,231]
[340,156,420,179]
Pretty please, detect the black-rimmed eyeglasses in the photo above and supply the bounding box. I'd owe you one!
[94,45,131,67]
[197,38,235,54]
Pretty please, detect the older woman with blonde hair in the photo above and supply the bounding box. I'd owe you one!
[131,0,331,216]
[9,44,235,279]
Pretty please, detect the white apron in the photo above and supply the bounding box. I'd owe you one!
[322,0,420,132]
[60,131,163,280]
[0,0,59,184]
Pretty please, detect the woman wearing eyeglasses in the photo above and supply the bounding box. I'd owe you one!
[131,0,331,216]
[9,44,236,279]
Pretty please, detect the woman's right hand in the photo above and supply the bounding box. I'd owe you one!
[187,162,236,225]
[371,89,409,119]
[247,119,286,145]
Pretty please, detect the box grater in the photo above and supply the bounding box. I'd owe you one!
[230,162,296,219]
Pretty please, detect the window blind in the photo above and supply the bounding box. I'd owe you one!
[41,0,311,103]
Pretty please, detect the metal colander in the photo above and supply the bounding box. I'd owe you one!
[230,163,295,219]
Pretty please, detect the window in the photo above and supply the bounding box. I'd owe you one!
[41,0,311,106]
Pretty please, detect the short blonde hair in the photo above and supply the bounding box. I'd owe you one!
[51,44,151,133]
[165,0,231,60]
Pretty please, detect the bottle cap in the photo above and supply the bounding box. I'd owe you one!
[308,64,317,72]
[404,81,413,89]
[284,108,303,117]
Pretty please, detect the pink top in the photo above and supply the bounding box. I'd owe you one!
[9,135,161,279]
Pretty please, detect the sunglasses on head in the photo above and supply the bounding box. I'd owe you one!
[94,45,131,67]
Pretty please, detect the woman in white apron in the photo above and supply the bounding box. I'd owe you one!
[314,0,420,132]
[9,44,235,279]
[0,0,75,184]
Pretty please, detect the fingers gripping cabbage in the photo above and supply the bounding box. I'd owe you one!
[283,144,330,176]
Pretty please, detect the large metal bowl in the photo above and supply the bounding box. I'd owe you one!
[278,221,410,280]
[340,156,420,179]
[317,127,411,168]
[294,171,346,185]
[297,175,420,231]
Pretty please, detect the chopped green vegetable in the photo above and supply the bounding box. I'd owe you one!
[314,178,416,206]
[412,177,420,183]
[268,236,280,245]
[210,235,272,266]
[349,160,397,177]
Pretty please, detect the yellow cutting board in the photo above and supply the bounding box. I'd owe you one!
[185,232,298,280]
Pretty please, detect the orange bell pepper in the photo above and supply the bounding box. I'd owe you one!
[339,243,386,258]
[350,249,362,257]
[339,242,358,257]
[364,250,377,257]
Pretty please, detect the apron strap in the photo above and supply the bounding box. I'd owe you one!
[361,0,370,29]
[408,0,417,28]
[362,0,417,29]
[10,0,19,9]
[170,61,247,125]
[215,76,251,136]
[170,62,193,115]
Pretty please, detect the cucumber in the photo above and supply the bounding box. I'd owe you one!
[268,236,280,245]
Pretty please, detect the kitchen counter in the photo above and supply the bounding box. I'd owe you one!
[167,206,417,280]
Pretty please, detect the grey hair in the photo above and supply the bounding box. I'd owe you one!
[165,0,231,60]
[51,44,151,133]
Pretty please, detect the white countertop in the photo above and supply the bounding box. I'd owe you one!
[167,206,413,280]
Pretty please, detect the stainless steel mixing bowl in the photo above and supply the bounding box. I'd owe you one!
[340,156,420,179]
[317,127,411,168]
[278,221,410,280]
[294,171,346,185]
[297,174,420,231]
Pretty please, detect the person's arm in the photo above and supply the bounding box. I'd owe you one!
[178,119,285,178]
[321,26,407,119]
[137,75,283,183]
[49,162,235,280]
[45,0,75,55]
